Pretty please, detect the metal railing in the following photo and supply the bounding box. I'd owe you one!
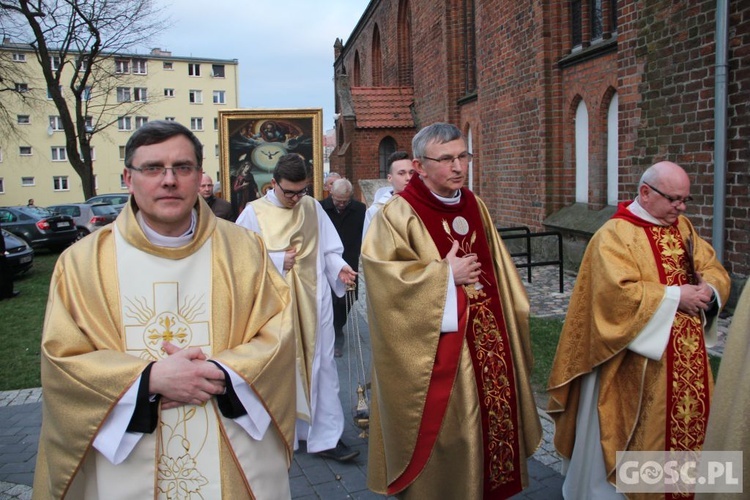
[497,226,565,293]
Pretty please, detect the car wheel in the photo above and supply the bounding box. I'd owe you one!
[76,227,90,241]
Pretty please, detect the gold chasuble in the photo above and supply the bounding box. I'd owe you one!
[33,199,296,499]
[249,195,319,416]
[363,177,541,499]
[548,201,730,495]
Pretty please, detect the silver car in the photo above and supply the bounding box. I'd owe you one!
[48,203,118,239]
[84,193,130,213]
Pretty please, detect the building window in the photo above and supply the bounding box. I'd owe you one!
[463,0,477,95]
[190,117,203,131]
[607,93,619,205]
[571,0,582,48]
[47,85,63,99]
[49,116,63,131]
[115,58,130,74]
[214,144,220,157]
[164,88,175,97]
[19,146,32,156]
[353,51,361,87]
[132,59,147,74]
[51,147,67,161]
[22,177,35,186]
[53,176,69,191]
[165,116,176,121]
[133,87,148,102]
[119,146,126,160]
[211,64,225,78]
[135,116,149,129]
[120,174,127,189]
[189,90,202,104]
[212,90,226,104]
[0,178,4,194]
[50,55,61,70]
[591,0,603,40]
[117,87,131,102]
[188,63,201,77]
[83,86,92,101]
[12,53,26,62]
[85,116,94,133]
[575,100,589,203]
[17,115,30,125]
[0,148,3,162]
[397,0,413,87]
[163,61,173,70]
[75,56,88,73]
[214,117,219,130]
[118,116,132,131]
[15,83,28,93]
[372,25,383,86]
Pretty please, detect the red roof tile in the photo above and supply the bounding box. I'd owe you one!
[350,87,414,129]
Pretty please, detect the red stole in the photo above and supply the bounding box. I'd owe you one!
[389,177,522,498]
[613,203,711,500]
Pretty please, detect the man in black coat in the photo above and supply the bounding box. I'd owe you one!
[320,178,366,357]
[200,174,235,221]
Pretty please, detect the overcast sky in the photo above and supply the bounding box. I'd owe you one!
[150,0,370,131]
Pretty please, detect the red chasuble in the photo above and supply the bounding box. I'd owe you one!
[613,202,711,500]
[390,177,522,498]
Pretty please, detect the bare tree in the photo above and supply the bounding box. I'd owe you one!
[0,0,166,199]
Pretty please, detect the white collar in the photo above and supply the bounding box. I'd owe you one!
[136,209,197,247]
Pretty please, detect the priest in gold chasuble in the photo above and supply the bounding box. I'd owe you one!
[33,121,296,500]
[548,161,730,500]
[236,153,360,462]
[362,123,541,499]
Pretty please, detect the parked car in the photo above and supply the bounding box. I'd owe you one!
[84,193,130,213]
[2,228,34,275]
[48,203,118,239]
[0,206,78,251]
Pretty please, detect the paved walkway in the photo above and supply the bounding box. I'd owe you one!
[0,266,731,499]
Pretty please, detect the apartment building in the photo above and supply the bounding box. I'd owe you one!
[0,42,239,206]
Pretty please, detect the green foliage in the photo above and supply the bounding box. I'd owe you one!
[0,250,58,390]
[529,317,564,391]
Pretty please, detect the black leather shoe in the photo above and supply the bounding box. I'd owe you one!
[315,440,359,462]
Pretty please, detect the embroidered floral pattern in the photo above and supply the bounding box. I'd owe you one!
[648,226,710,457]
[469,297,517,488]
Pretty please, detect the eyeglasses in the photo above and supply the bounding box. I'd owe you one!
[644,182,693,206]
[421,152,473,166]
[278,186,308,199]
[128,165,200,177]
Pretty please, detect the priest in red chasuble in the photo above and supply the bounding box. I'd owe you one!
[362,123,541,499]
[547,161,730,499]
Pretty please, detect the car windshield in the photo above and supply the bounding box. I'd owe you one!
[92,205,118,215]
[20,206,55,217]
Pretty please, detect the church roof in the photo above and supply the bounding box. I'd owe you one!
[350,87,414,129]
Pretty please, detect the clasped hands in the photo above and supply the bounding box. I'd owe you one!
[445,240,481,286]
[149,341,227,410]
[678,272,716,317]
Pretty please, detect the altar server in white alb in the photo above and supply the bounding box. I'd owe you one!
[33,120,297,499]
[236,153,360,462]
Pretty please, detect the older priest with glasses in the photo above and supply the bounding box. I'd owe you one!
[236,153,360,462]
[33,121,296,499]
[362,123,541,499]
[547,161,730,499]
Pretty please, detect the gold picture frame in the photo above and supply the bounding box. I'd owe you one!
[218,108,323,215]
